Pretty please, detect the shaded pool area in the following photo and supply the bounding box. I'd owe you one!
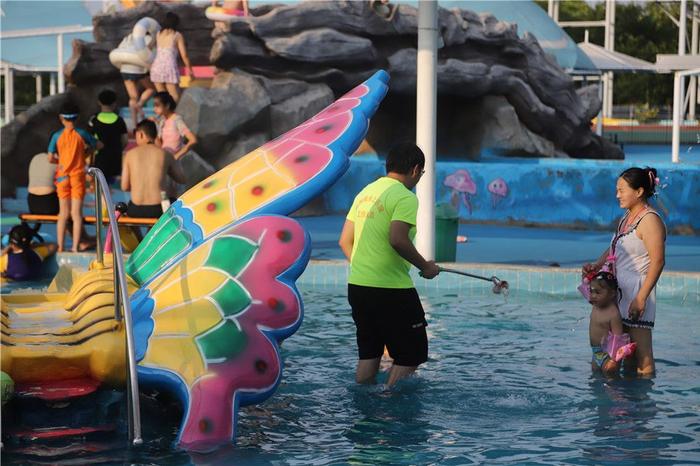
[2,285,698,465]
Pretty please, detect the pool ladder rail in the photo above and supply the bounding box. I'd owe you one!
[89,167,143,446]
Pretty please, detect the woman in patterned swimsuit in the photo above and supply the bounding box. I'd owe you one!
[150,12,193,103]
[583,167,666,376]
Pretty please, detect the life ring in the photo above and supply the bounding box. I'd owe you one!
[205,6,246,22]
[109,17,161,74]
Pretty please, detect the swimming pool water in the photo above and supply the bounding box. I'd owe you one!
[2,286,699,465]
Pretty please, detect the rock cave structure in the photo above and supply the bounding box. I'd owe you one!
[1,0,622,196]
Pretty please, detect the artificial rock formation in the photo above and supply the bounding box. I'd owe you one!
[2,0,622,196]
[1,94,69,195]
[176,70,334,166]
[209,1,620,159]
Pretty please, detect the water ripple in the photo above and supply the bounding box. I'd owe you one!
[2,288,698,465]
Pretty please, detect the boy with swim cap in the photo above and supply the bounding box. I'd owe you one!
[48,103,101,252]
[339,142,440,387]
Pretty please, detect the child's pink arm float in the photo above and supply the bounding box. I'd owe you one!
[602,331,637,362]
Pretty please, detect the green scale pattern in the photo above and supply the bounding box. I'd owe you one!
[195,235,258,363]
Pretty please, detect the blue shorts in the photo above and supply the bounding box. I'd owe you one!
[591,346,610,369]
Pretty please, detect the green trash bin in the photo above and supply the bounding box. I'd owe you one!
[1,371,14,406]
[435,203,459,262]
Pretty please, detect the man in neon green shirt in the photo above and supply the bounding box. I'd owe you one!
[339,142,440,387]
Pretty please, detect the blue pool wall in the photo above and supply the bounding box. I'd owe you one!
[322,157,700,232]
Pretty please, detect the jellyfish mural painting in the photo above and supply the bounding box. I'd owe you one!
[487,178,509,208]
[444,169,477,215]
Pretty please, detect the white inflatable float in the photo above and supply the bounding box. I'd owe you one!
[109,17,161,74]
[205,5,246,22]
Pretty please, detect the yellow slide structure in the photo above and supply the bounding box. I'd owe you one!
[1,256,137,386]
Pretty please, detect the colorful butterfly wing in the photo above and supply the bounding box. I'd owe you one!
[126,70,390,285]
[131,215,309,450]
[127,70,390,450]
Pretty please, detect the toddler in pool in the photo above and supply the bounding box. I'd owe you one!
[588,271,636,376]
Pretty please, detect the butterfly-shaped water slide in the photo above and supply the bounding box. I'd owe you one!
[125,70,389,450]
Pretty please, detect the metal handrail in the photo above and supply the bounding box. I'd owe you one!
[89,168,142,446]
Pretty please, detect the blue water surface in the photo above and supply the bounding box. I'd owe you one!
[2,286,699,465]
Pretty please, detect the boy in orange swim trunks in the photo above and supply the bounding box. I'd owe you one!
[48,103,101,252]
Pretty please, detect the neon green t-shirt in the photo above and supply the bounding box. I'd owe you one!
[347,177,418,289]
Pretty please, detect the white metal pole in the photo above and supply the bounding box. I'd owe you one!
[548,0,554,18]
[4,66,14,123]
[3,67,7,123]
[596,77,603,136]
[553,0,559,23]
[49,72,56,95]
[35,73,43,103]
[416,0,437,261]
[603,2,609,118]
[607,0,615,117]
[689,2,697,120]
[678,0,688,118]
[57,33,65,93]
[8,66,14,121]
[672,72,682,163]
[679,0,688,55]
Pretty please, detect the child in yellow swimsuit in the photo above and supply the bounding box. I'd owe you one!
[0,224,56,282]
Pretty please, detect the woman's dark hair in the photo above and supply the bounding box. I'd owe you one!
[619,166,657,199]
[154,91,177,112]
[386,142,425,175]
[9,224,34,249]
[161,12,180,31]
[98,89,117,106]
[136,119,158,141]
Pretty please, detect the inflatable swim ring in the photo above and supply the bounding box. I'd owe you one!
[109,17,161,74]
[205,5,246,22]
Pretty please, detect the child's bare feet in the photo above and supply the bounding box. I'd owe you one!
[78,240,95,252]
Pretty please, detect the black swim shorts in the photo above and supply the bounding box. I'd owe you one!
[348,284,428,367]
[28,192,59,215]
[127,201,163,219]
[121,72,146,81]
